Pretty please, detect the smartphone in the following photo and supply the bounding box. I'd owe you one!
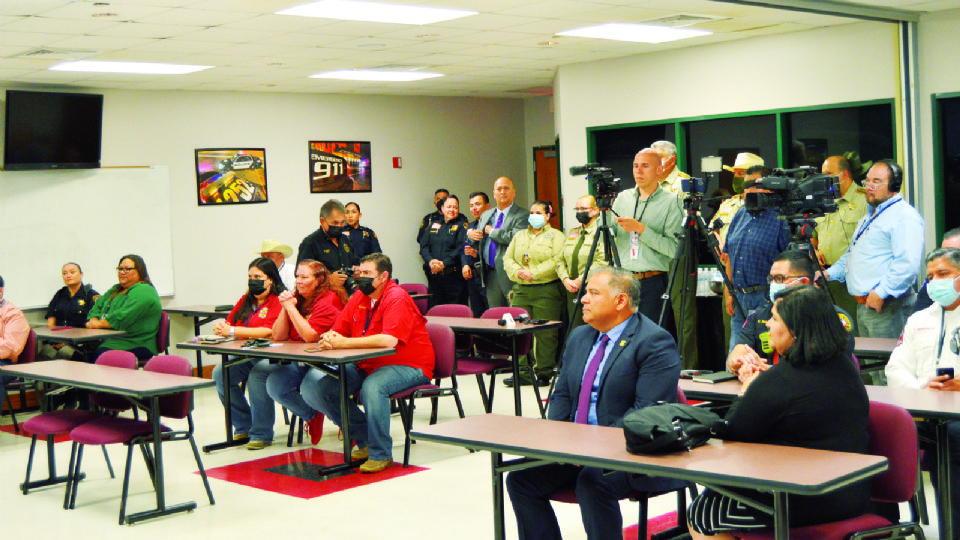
[937,367,954,380]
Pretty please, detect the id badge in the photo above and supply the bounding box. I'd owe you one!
[630,231,640,260]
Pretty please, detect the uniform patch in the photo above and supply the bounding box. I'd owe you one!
[258,306,269,319]
[568,231,580,240]
[837,312,852,332]
[78,300,85,306]
[344,244,350,252]
[451,225,459,231]
[431,222,442,230]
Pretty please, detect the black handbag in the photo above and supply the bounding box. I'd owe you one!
[623,403,726,455]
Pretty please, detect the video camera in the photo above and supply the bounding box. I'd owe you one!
[744,166,841,219]
[681,156,723,197]
[570,163,621,209]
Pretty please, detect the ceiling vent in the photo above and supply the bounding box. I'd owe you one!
[641,13,728,27]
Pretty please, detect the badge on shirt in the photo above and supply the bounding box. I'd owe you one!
[630,231,640,260]
[258,306,269,319]
[568,231,580,240]
[450,225,458,231]
[431,222,442,231]
[522,253,530,265]
[78,300,85,306]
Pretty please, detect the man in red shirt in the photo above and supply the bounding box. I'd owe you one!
[300,253,434,473]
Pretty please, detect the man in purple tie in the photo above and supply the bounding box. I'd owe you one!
[467,176,527,308]
[506,266,683,540]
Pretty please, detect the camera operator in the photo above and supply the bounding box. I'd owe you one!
[611,148,683,336]
[722,165,791,354]
[709,152,764,249]
[824,160,924,338]
[557,194,607,330]
[811,155,868,333]
[297,199,358,305]
[462,191,491,318]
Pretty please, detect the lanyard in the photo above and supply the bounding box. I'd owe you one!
[939,309,947,362]
[363,299,381,336]
[245,299,267,326]
[852,198,900,246]
[632,190,652,224]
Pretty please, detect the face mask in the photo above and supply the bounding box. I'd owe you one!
[575,211,592,225]
[732,176,745,194]
[768,282,786,303]
[928,276,960,307]
[528,214,545,229]
[357,276,377,296]
[325,224,344,238]
[248,279,267,296]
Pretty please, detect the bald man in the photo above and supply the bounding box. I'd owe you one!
[468,177,528,308]
[557,194,608,330]
[611,149,683,336]
[813,155,868,332]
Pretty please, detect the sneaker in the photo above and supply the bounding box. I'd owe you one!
[359,458,393,474]
[351,446,370,460]
[246,440,272,450]
[305,413,325,445]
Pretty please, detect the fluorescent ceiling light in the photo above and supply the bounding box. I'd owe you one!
[49,60,212,75]
[557,23,711,44]
[310,69,443,81]
[277,0,476,25]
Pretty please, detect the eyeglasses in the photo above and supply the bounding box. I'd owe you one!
[116,267,137,273]
[766,274,806,284]
[863,178,888,187]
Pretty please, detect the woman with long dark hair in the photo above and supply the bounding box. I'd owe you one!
[211,257,286,448]
[86,254,161,362]
[688,285,870,539]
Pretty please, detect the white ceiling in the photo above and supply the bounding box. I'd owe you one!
[0,0,957,98]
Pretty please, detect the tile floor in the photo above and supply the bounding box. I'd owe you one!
[0,375,939,539]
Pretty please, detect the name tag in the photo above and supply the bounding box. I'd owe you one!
[431,222,441,230]
[630,231,640,260]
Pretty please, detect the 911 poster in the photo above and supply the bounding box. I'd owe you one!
[308,141,371,193]
[195,148,268,206]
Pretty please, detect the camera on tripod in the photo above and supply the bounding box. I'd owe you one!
[681,156,722,197]
[744,166,841,219]
[570,163,621,209]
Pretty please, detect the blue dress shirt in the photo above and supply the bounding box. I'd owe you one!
[827,194,924,299]
[582,317,631,425]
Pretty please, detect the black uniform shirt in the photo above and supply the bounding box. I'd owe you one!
[737,301,855,362]
[297,227,358,273]
[45,284,101,327]
[420,215,469,270]
[343,225,382,260]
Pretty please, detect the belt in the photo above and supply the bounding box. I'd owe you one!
[854,295,868,304]
[736,285,768,294]
[634,270,665,280]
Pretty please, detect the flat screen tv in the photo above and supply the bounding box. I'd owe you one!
[3,90,103,170]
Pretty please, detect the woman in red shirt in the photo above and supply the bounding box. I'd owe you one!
[262,259,342,448]
[211,257,285,448]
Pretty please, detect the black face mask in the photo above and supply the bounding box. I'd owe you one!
[357,276,377,296]
[326,224,345,238]
[248,279,267,296]
[575,211,592,225]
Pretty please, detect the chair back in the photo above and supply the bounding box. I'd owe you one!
[156,312,170,354]
[91,350,138,411]
[143,355,193,420]
[678,386,688,405]
[400,283,429,315]
[427,304,474,352]
[425,322,456,379]
[867,401,918,503]
[476,307,531,357]
[20,329,37,365]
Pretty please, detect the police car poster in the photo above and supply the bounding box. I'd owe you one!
[195,148,268,206]
[308,141,371,193]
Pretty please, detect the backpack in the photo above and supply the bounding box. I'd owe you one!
[623,403,727,455]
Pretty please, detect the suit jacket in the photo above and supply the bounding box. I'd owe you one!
[477,204,527,286]
[549,313,681,428]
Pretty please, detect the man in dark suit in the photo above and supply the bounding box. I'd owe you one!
[466,177,527,308]
[506,266,684,540]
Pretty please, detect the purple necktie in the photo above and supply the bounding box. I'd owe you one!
[487,210,505,267]
[575,334,610,424]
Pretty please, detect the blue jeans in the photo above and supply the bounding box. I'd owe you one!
[266,363,318,421]
[729,290,769,354]
[301,364,427,461]
[212,357,278,442]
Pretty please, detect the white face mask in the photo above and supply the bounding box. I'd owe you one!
[528,214,546,229]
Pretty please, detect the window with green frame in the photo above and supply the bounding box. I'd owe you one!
[934,94,960,236]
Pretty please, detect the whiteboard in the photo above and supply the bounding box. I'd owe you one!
[0,166,174,309]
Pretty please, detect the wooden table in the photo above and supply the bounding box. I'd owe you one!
[0,360,213,524]
[412,414,888,540]
[33,326,129,362]
[680,379,960,540]
[164,305,231,376]
[425,316,561,418]
[177,339,393,474]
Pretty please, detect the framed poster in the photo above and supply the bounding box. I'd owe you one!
[309,141,371,193]
[195,148,268,205]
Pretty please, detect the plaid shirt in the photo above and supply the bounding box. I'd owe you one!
[723,208,790,290]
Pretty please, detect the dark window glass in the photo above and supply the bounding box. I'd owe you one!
[685,115,777,193]
[938,97,960,234]
[591,124,671,191]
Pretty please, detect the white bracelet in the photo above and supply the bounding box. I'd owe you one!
[229,326,235,338]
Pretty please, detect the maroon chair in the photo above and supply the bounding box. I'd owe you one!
[67,355,214,523]
[547,387,698,540]
[156,311,170,354]
[454,306,540,416]
[426,303,474,354]
[390,322,465,467]
[735,401,923,540]
[21,350,137,498]
[400,282,429,315]
[2,329,36,431]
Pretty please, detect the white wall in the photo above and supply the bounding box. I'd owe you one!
[553,21,900,226]
[523,95,557,202]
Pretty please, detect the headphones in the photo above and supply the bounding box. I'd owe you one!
[877,159,903,192]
